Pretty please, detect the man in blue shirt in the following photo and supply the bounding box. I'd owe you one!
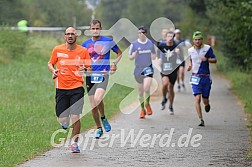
[82,20,122,138]
[187,31,217,126]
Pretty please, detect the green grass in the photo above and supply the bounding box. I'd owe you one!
[215,49,252,158]
[0,34,134,167]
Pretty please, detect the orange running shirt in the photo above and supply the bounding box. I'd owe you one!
[49,44,91,89]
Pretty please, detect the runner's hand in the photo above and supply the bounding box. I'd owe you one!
[200,55,208,61]
[130,50,138,59]
[110,64,117,74]
[78,65,87,72]
[187,65,192,71]
[52,69,59,79]
[175,48,180,55]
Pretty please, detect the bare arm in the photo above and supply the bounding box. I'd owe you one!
[129,50,137,60]
[151,53,157,60]
[48,62,59,79]
[187,59,192,71]
[208,57,217,63]
[114,49,122,64]
[110,49,122,73]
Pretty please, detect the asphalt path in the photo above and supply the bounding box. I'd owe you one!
[20,66,251,167]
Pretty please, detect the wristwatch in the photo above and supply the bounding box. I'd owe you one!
[112,61,117,65]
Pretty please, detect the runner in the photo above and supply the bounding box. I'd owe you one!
[157,28,169,64]
[174,29,186,91]
[187,31,217,126]
[156,28,170,102]
[129,26,156,119]
[82,20,122,138]
[158,31,181,114]
[48,27,91,153]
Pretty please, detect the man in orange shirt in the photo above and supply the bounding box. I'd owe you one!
[48,27,91,153]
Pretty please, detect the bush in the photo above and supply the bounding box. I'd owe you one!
[0,28,29,62]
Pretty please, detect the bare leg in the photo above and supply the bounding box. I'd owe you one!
[98,100,105,117]
[94,88,106,118]
[137,82,144,109]
[58,117,69,126]
[71,114,80,143]
[179,66,185,85]
[168,83,175,108]
[195,95,202,119]
[137,82,144,97]
[202,98,209,106]
[143,77,152,104]
[162,76,169,98]
[177,71,180,85]
[89,95,102,128]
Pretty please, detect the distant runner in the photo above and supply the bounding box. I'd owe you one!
[187,31,217,126]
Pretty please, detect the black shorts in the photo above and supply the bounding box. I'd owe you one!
[160,69,178,85]
[55,87,84,118]
[86,75,109,96]
[134,74,153,84]
[179,61,185,67]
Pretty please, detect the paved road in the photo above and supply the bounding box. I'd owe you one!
[20,67,251,167]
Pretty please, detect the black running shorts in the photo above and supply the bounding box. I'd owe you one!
[160,69,178,85]
[55,87,84,118]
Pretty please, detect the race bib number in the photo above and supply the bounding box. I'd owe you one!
[163,63,173,71]
[141,66,154,76]
[190,75,201,85]
[91,74,104,83]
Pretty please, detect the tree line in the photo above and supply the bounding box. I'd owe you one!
[0,0,92,27]
[0,0,251,70]
[95,0,251,71]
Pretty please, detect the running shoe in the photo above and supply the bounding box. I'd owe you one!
[69,143,80,153]
[198,119,205,127]
[145,104,153,115]
[205,104,211,113]
[101,118,111,132]
[139,109,146,119]
[182,83,185,89]
[169,106,174,115]
[178,84,181,92]
[94,128,103,139]
[161,98,167,110]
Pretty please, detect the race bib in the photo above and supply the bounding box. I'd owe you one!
[91,74,104,83]
[190,75,201,85]
[163,63,173,71]
[141,66,154,76]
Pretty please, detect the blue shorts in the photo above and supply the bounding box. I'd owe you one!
[191,76,212,98]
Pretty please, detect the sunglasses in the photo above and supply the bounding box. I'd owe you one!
[138,31,146,34]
